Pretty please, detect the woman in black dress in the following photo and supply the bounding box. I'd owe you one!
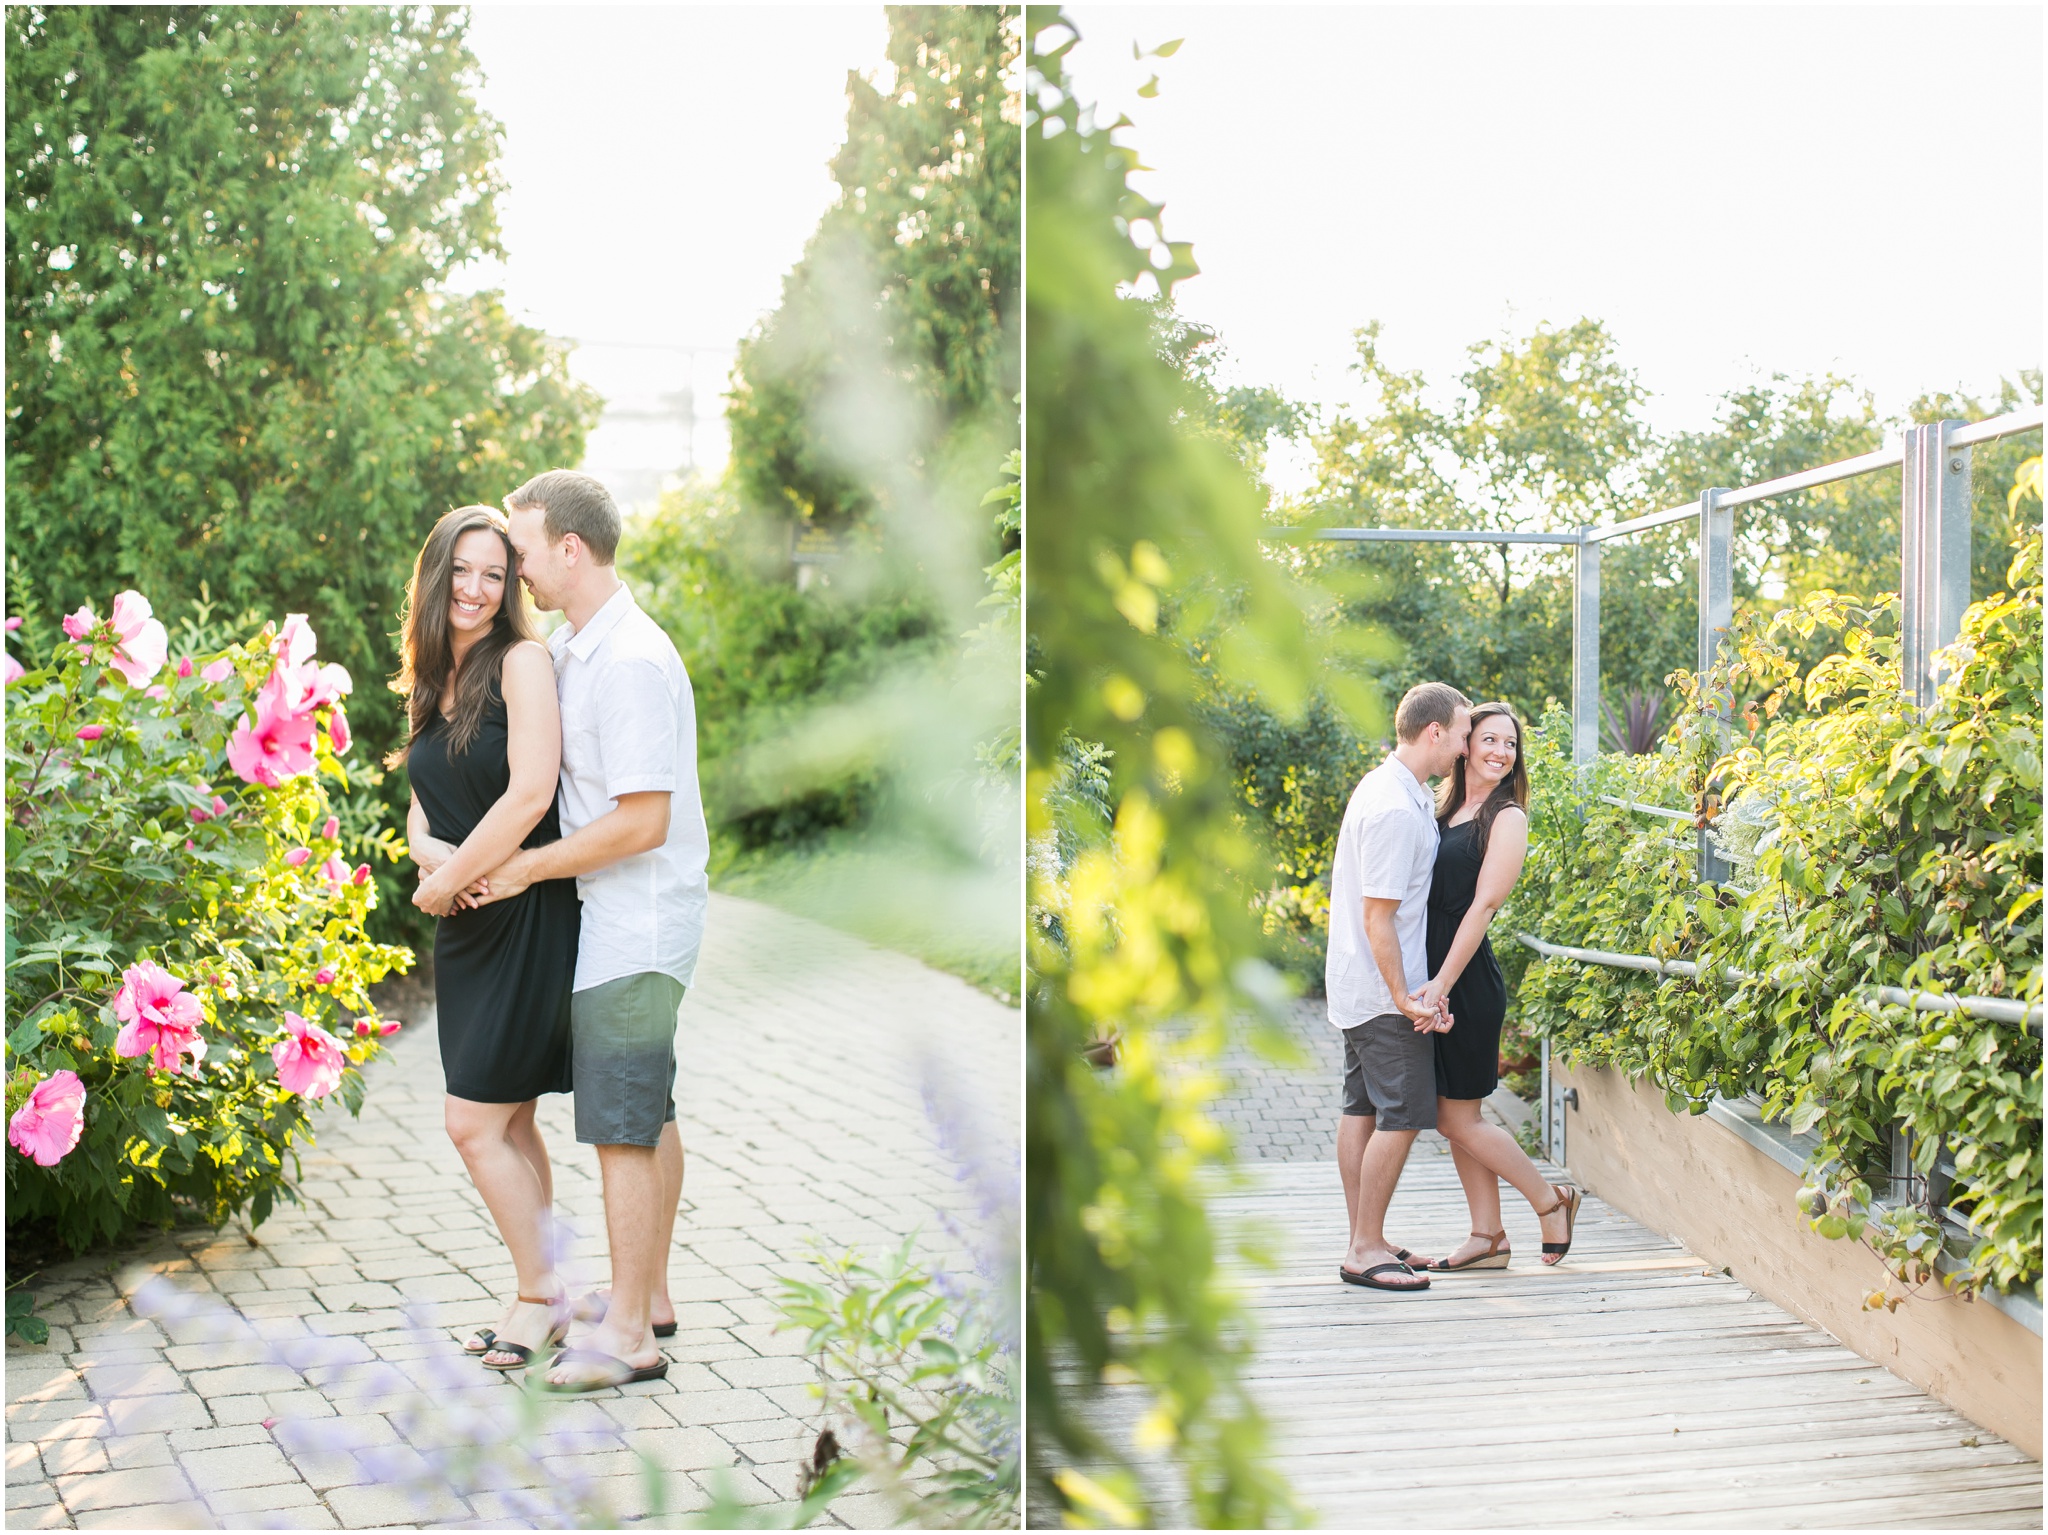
[1417,702,1581,1270]
[392,506,581,1369]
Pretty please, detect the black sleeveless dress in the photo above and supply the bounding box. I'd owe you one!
[1426,818,1507,1101]
[408,687,579,1104]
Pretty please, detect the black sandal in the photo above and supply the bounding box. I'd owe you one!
[1538,1184,1582,1264]
[572,1289,678,1338]
[479,1295,569,1372]
[542,1347,671,1392]
[461,1327,497,1355]
[1338,1261,1430,1292]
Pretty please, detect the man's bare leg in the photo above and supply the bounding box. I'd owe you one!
[549,1143,665,1383]
[653,1119,683,1328]
[1337,1112,1373,1234]
[1343,1125,1426,1287]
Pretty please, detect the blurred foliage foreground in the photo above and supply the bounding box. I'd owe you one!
[627,6,1021,1000]
[1023,11,1347,1527]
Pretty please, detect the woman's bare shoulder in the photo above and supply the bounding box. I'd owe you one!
[501,640,555,676]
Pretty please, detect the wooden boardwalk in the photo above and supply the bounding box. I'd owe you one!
[1092,1145,2042,1528]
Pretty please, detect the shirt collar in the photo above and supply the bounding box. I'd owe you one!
[561,582,636,663]
[1386,754,1433,808]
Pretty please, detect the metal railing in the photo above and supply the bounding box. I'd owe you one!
[1514,932,2043,1030]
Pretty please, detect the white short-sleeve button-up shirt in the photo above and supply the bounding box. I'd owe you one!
[1325,754,1439,1029]
[549,583,710,994]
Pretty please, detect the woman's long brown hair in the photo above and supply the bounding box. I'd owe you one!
[1435,701,1530,860]
[387,506,541,766]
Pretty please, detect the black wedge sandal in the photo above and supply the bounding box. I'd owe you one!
[1538,1183,1582,1264]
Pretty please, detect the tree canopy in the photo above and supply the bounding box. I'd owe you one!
[5,5,598,760]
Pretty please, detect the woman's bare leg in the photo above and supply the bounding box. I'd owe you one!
[1437,1097,1571,1259]
[446,1095,560,1361]
[1441,1139,1505,1266]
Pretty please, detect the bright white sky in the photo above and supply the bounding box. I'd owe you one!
[1065,5,2044,493]
[451,6,890,501]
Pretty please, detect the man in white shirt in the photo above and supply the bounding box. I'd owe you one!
[488,470,711,1390]
[1326,682,1470,1293]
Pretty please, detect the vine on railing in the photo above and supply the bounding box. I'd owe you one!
[1509,513,2041,1298]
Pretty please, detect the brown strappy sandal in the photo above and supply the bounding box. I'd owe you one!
[1427,1229,1511,1271]
[1538,1183,1582,1264]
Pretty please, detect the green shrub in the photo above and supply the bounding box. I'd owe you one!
[5,594,411,1253]
[1513,528,2042,1293]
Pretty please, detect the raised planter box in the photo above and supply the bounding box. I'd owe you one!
[1555,1058,2042,1459]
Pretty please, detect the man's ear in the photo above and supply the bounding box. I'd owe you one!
[560,533,583,569]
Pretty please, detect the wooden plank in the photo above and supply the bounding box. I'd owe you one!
[1059,1156,2041,1529]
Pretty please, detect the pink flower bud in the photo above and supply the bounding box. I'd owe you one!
[322,817,339,841]
[201,659,234,684]
[284,847,312,867]
[212,796,228,817]
[354,1019,373,1037]
[176,657,194,678]
[75,725,104,741]
[185,839,196,851]
[4,617,21,631]
[378,1020,401,1037]
[313,968,335,986]
[351,863,371,887]
[189,805,213,823]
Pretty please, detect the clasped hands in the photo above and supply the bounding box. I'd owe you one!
[411,841,536,918]
[1401,980,1455,1034]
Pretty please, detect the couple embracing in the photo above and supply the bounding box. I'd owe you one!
[391,470,708,1389]
[1328,682,1580,1292]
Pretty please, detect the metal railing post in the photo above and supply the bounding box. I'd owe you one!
[1697,487,1733,884]
[1900,421,1973,708]
[1572,528,1600,766]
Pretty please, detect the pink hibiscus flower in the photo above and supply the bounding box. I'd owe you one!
[272,1012,345,1099]
[107,591,168,687]
[62,605,96,641]
[273,614,317,670]
[113,960,208,1075]
[318,855,349,890]
[277,659,352,717]
[201,659,235,684]
[226,670,318,787]
[8,1071,86,1168]
[3,654,22,685]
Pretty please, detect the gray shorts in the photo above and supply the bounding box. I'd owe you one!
[571,972,687,1147]
[1340,1012,1438,1131]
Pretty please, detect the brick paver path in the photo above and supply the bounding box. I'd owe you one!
[1208,998,1532,1161]
[6,892,1019,1530]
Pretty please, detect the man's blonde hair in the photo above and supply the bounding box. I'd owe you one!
[1395,681,1470,743]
